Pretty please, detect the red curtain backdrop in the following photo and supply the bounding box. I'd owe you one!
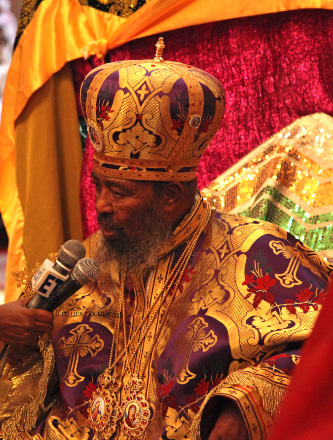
[71,9,333,238]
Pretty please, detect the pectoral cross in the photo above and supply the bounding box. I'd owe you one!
[56,324,104,387]
[177,317,217,385]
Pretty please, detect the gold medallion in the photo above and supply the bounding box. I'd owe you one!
[119,376,151,439]
[89,373,121,439]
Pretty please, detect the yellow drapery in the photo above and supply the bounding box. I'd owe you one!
[0,0,332,300]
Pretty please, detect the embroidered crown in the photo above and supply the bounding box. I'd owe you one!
[80,38,226,181]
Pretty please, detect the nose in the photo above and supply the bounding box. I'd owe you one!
[95,187,114,215]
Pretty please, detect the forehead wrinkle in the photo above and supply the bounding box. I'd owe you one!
[91,172,135,192]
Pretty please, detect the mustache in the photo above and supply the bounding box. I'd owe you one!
[97,213,122,232]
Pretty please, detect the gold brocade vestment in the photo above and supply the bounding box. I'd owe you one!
[1,196,332,440]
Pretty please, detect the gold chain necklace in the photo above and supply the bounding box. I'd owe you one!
[89,200,211,439]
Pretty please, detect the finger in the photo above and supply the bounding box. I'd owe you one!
[30,320,54,333]
[31,309,54,324]
[18,297,32,307]
[3,328,41,346]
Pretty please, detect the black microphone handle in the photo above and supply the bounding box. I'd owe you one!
[27,294,49,309]
[52,260,70,276]
[40,277,83,312]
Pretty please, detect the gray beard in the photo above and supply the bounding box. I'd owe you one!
[96,204,173,277]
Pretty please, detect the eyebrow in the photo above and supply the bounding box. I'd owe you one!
[91,172,131,192]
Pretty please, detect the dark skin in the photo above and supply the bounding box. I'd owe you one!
[207,401,249,440]
[92,172,196,237]
[93,172,249,440]
[0,297,54,364]
[2,174,249,437]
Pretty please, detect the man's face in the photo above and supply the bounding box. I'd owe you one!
[93,172,158,241]
[92,172,172,272]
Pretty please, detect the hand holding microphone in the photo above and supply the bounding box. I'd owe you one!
[0,256,100,368]
[0,240,86,348]
[0,239,101,372]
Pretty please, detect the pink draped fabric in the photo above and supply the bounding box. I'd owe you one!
[71,9,333,239]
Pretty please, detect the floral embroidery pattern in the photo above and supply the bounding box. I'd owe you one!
[171,117,185,135]
[178,267,196,293]
[282,287,326,314]
[243,273,277,309]
[83,381,97,399]
[96,100,114,128]
[243,261,327,314]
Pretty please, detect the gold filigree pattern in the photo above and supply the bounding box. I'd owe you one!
[81,51,226,181]
[177,317,217,385]
[269,240,321,287]
[1,335,56,440]
[56,324,104,387]
[14,0,39,47]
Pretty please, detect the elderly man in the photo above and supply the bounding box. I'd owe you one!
[0,39,332,440]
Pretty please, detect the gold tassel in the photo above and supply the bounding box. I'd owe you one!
[222,370,287,417]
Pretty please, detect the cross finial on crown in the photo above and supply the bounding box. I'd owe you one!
[154,37,165,63]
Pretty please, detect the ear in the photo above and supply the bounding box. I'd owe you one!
[160,182,185,213]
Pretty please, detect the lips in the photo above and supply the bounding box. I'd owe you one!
[97,214,122,240]
[100,227,119,240]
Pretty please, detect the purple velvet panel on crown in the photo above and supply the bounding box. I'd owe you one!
[71,9,333,239]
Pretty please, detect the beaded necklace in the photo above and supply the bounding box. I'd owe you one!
[88,199,211,439]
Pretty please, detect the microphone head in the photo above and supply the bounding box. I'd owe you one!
[73,258,100,285]
[58,240,86,269]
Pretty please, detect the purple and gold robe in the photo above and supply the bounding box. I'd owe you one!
[1,197,332,439]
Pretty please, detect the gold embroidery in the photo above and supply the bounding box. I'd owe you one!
[56,324,104,387]
[270,241,302,287]
[78,0,148,19]
[191,278,227,309]
[48,416,90,440]
[15,0,39,43]
[1,335,55,440]
[164,407,196,439]
[269,240,321,287]
[222,369,288,417]
[177,317,217,385]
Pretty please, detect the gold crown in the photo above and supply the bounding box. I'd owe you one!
[80,38,226,181]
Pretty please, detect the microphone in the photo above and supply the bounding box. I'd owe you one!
[0,258,98,367]
[40,258,100,312]
[27,240,86,309]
